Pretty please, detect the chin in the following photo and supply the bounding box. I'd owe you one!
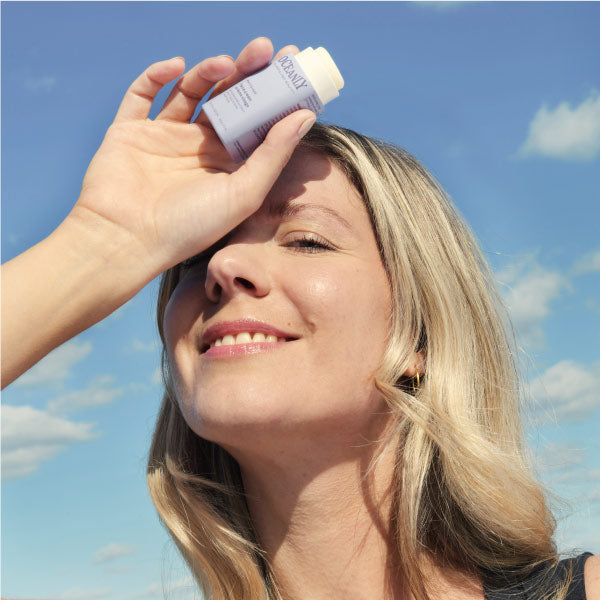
[176,379,300,446]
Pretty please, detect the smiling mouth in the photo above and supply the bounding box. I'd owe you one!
[200,332,295,354]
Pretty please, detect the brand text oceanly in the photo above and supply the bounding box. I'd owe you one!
[277,55,309,90]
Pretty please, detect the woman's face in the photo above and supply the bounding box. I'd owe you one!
[163,151,393,452]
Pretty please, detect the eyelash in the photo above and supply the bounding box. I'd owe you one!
[285,233,335,253]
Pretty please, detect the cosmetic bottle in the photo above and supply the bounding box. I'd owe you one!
[203,47,344,162]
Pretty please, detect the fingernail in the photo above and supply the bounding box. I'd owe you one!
[171,56,185,62]
[218,54,234,61]
[297,115,316,139]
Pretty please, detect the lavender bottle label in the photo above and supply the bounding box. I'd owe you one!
[203,54,324,163]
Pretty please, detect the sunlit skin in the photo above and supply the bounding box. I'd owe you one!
[163,150,395,456]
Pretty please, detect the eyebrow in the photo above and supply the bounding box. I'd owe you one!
[267,201,354,232]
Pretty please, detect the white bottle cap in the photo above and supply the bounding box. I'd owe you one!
[295,47,344,105]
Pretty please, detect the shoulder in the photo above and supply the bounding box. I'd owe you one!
[584,554,600,600]
[485,553,597,600]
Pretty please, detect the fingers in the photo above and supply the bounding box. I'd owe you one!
[196,37,274,125]
[209,37,274,99]
[113,40,298,125]
[231,110,317,205]
[114,57,186,122]
[272,45,299,61]
[156,55,235,122]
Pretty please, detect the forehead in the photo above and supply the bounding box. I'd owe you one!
[260,149,366,223]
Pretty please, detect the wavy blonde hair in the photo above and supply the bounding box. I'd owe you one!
[148,123,567,600]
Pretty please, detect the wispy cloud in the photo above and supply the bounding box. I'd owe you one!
[152,367,163,386]
[496,255,567,349]
[56,588,111,600]
[572,249,600,275]
[1,405,97,479]
[130,338,159,353]
[558,523,600,554]
[413,1,466,11]
[16,340,92,387]
[535,442,585,476]
[25,74,57,93]
[92,542,137,565]
[127,577,197,600]
[518,91,600,161]
[47,376,124,415]
[530,360,600,424]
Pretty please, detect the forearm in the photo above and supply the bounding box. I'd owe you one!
[1,213,158,388]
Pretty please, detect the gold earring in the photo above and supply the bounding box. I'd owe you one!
[412,371,420,394]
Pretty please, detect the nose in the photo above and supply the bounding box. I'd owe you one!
[204,243,272,303]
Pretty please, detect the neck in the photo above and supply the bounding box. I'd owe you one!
[223,419,485,600]
[230,418,404,600]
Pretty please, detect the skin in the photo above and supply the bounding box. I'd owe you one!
[585,555,600,599]
[164,150,396,451]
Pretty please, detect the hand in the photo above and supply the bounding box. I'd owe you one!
[0,39,313,388]
[71,38,314,275]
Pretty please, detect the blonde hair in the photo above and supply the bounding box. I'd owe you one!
[148,123,567,599]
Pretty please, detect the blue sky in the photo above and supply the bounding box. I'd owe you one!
[2,2,599,598]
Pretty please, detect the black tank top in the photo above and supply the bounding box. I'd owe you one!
[484,552,592,600]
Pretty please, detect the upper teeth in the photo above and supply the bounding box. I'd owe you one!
[210,332,286,347]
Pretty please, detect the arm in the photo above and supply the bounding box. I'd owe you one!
[585,555,600,600]
[1,38,315,388]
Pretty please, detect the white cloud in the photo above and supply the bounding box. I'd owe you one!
[557,519,600,554]
[47,376,124,415]
[1,405,97,479]
[530,360,600,423]
[25,74,57,93]
[152,367,163,386]
[518,91,600,161]
[105,304,129,323]
[413,1,466,11]
[585,298,600,314]
[56,588,111,600]
[535,442,585,475]
[92,542,137,565]
[496,256,567,348]
[572,250,600,275]
[131,338,159,352]
[16,340,92,387]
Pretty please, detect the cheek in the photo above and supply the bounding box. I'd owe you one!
[287,263,391,367]
[162,278,205,382]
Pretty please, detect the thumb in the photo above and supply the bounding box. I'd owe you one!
[232,110,317,203]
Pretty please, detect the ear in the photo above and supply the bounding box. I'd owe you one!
[402,351,426,378]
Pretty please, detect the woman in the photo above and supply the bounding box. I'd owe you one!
[2,38,598,600]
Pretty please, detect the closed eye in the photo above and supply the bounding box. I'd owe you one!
[284,233,335,253]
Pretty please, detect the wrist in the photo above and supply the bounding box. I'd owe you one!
[60,204,166,290]
[1,213,158,387]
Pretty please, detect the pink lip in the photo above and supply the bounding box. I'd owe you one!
[199,319,298,354]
